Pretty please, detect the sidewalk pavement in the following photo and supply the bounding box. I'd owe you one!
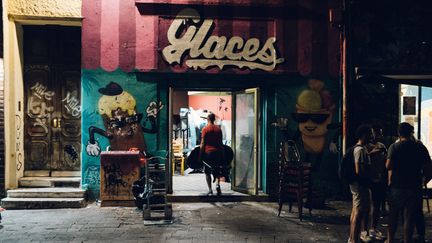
[0,200,431,243]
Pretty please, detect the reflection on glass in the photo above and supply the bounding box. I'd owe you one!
[421,87,432,156]
[234,93,255,190]
[400,84,419,138]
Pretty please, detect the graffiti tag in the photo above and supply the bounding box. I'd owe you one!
[84,166,100,187]
[27,82,54,135]
[64,145,79,167]
[62,91,81,117]
[15,115,23,171]
[103,163,127,196]
[30,82,54,100]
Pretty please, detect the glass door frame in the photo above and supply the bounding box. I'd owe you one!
[231,88,260,195]
[399,84,432,140]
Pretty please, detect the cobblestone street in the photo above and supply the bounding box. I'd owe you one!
[1,201,431,242]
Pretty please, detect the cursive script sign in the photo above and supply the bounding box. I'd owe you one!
[162,8,284,71]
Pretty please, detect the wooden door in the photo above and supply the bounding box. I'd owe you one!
[23,26,81,172]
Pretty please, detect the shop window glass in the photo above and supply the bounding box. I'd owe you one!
[400,84,419,138]
[421,87,432,155]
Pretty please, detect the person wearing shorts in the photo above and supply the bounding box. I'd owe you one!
[348,124,374,243]
[199,113,224,196]
[366,125,387,241]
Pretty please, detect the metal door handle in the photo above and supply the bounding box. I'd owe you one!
[52,118,61,128]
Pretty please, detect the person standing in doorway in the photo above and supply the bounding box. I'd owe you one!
[349,124,373,243]
[199,113,224,196]
[386,122,432,243]
[366,124,387,241]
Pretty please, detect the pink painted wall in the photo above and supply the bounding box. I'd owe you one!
[189,95,232,121]
[82,0,342,77]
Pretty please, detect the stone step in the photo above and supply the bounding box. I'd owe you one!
[18,177,81,188]
[7,188,86,198]
[0,197,87,209]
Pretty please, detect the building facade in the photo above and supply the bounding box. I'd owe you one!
[81,0,343,199]
[2,0,344,201]
[347,0,432,158]
[2,0,82,191]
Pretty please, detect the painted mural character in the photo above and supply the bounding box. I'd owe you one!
[291,79,336,168]
[86,82,163,156]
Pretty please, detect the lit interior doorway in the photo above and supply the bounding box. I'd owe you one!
[400,84,432,188]
[170,89,239,196]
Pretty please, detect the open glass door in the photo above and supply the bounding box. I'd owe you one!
[232,88,259,195]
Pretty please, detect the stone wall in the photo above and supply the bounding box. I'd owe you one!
[7,0,81,18]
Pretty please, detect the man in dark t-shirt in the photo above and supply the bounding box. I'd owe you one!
[386,122,432,243]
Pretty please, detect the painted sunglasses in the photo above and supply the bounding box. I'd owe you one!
[291,113,330,124]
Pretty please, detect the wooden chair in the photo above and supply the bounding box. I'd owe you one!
[172,139,185,176]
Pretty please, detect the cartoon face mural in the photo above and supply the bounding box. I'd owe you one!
[86,82,164,156]
[292,79,335,154]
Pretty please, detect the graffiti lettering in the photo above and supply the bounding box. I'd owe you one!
[85,166,100,187]
[15,115,23,171]
[28,96,54,117]
[64,145,79,167]
[103,163,127,196]
[33,118,49,134]
[17,153,23,171]
[28,83,55,119]
[62,92,81,117]
[30,82,54,100]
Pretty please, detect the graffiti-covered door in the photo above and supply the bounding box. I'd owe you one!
[23,26,81,173]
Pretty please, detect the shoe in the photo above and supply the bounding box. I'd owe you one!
[207,190,213,196]
[369,229,385,240]
[360,231,372,242]
[347,238,354,243]
[216,185,222,196]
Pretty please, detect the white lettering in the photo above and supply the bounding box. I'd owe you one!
[62,92,81,117]
[162,8,284,71]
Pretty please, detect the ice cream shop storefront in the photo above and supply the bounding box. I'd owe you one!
[81,0,343,203]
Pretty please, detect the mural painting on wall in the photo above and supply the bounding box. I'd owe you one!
[275,79,340,169]
[86,82,164,156]
[273,78,341,202]
[293,79,338,158]
[162,8,284,71]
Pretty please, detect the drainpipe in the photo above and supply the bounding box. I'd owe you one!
[329,1,348,154]
[341,0,351,154]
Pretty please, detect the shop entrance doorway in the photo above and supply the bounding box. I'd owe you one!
[169,88,260,197]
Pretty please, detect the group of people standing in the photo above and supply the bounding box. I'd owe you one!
[348,122,432,243]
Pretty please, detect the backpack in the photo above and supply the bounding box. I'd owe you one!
[338,145,360,183]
